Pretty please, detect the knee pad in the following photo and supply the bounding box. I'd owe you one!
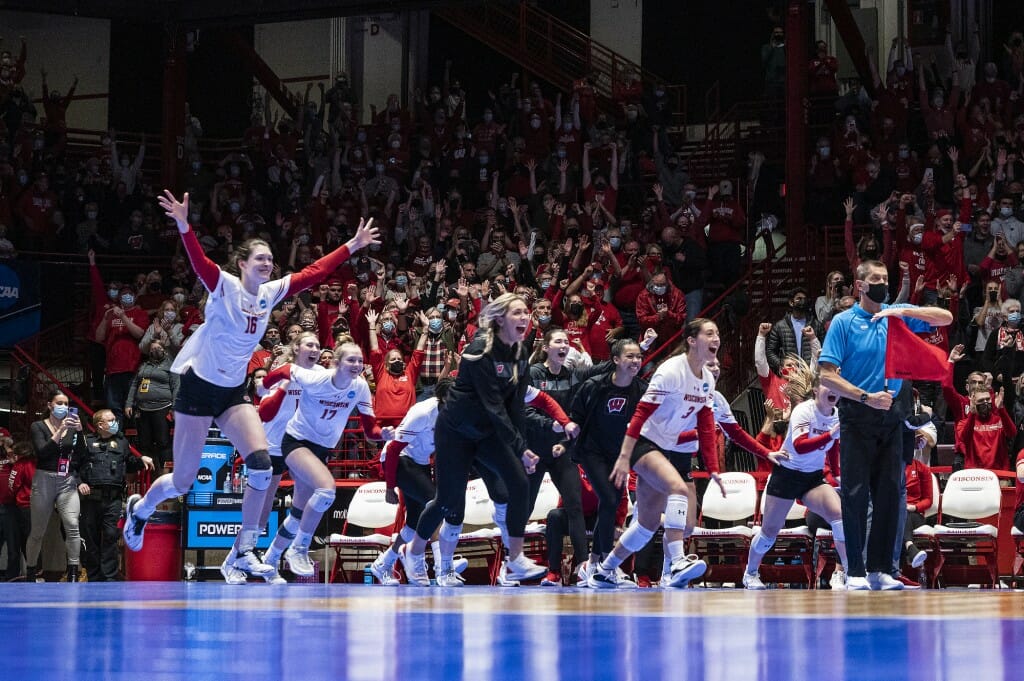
[829,519,845,543]
[619,523,656,553]
[663,494,688,531]
[751,530,777,555]
[244,449,273,491]
[439,521,463,543]
[308,487,335,513]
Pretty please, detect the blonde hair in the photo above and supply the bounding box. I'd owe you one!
[463,292,526,383]
[782,357,818,404]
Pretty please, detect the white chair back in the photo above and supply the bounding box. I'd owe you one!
[760,475,808,521]
[346,481,399,529]
[923,474,940,519]
[529,472,561,521]
[940,469,1001,520]
[464,477,496,526]
[701,472,757,522]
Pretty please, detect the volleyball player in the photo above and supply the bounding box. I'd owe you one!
[123,190,379,583]
[589,318,724,589]
[742,359,849,590]
[259,341,394,575]
[398,293,553,587]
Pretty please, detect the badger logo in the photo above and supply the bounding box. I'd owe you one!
[607,397,627,413]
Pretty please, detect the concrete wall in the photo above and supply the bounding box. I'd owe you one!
[590,0,643,67]
[0,10,110,132]
[358,14,406,116]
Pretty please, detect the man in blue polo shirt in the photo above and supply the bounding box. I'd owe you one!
[818,260,952,591]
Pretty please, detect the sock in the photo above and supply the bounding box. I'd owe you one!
[134,475,181,519]
[601,553,625,572]
[666,540,686,563]
[492,502,511,548]
[292,529,313,550]
[431,541,443,571]
[236,528,259,554]
[661,552,672,578]
[380,547,400,569]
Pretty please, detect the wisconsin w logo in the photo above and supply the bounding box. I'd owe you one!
[607,397,627,413]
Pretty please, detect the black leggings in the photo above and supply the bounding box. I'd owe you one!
[415,424,530,541]
[528,454,587,566]
[546,507,597,570]
[578,451,622,557]
[397,457,435,529]
[135,406,173,469]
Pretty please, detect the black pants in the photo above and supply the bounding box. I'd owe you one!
[397,457,435,529]
[104,372,134,423]
[135,407,173,469]
[80,490,124,581]
[578,451,622,557]
[416,423,530,541]
[528,455,587,567]
[838,400,905,577]
[88,341,106,401]
[707,241,742,286]
[546,507,597,571]
[0,504,26,580]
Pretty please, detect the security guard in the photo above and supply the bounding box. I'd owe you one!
[78,409,153,581]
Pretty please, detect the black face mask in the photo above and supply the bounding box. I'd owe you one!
[975,404,992,420]
[864,283,888,304]
[388,360,405,374]
[772,421,788,435]
[791,300,807,312]
[568,302,584,317]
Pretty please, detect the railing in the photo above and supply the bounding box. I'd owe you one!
[434,2,687,131]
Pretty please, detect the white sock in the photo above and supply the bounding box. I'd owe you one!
[135,475,180,518]
[431,541,443,570]
[380,547,400,568]
[292,529,313,550]
[601,553,625,571]
[662,552,672,577]
[492,502,511,548]
[666,540,686,563]
[236,528,259,554]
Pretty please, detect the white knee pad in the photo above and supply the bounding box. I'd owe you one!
[751,530,777,554]
[244,450,273,491]
[400,525,417,543]
[308,487,335,513]
[439,521,463,543]
[829,519,845,543]
[619,523,656,553]
[663,494,688,531]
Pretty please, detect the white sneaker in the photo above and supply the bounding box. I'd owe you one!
[658,575,672,589]
[667,554,707,588]
[496,560,520,587]
[846,576,870,591]
[742,571,767,590]
[398,545,430,587]
[910,548,928,569]
[504,553,546,582]
[370,558,400,586]
[283,545,315,577]
[829,569,847,590]
[615,568,639,589]
[868,572,904,591]
[587,565,620,589]
[265,570,287,585]
[575,560,593,587]
[122,494,148,552]
[220,551,247,585]
[452,555,469,574]
[233,548,276,578]
[435,567,465,587]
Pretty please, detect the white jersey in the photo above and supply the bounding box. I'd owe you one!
[781,399,838,473]
[172,270,291,387]
[284,365,374,448]
[262,365,327,457]
[710,390,738,426]
[386,398,439,466]
[639,354,715,453]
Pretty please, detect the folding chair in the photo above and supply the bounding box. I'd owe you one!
[688,472,757,585]
[522,472,561,565]
[328,481,401,583]
[455,477,503,584]
[1012,526,1024,588]
[930,469,1002,588]
[755,479,814,588]
[905,473,942,586]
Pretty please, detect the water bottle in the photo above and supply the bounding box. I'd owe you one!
[918,566,928,589]
[363,564,373,584]
[222,473,232,494]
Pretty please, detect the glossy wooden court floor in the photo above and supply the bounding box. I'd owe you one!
[2,582,1021,680]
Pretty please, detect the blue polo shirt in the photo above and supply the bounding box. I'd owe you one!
[818,303,931,395]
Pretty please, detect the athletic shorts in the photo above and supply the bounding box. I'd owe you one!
[766,464,827,501]
[630,436,693,482]
[281,433,333,463]
[174,369,250,418]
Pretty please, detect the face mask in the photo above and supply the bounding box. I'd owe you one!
[791,300,807,312]
[1009,312,1022,326]
[772,421,788,435]
[150,348,165,361]
[428,319,443,333]
[651,285,667,296]
[896,67,906,77]
[52,405,69,419]
[121,294,135,307]
[87,210,98,220]
[537,314,551,325]
[478,155,489,166]
[369,243,382,252]
[388,359,405,374]
[684,190,696,201]
[819,147,830,157]
[911,233,923,245]
[395,276,408,287]
[107,421,120,435]
[898,149,910,159]
[483,113,493,123]
[933,98,944,108]
[975,404,992,419]
[865,283,888,304]
[173,293,186,305]
[375,164,385,175]
[382,321,396,334]
[1001,207,1014,218]
[229,166,240,177]
[568,303,584,316]
[390,140,401,149]
[447,310,458,321]
[107,288,119,300]
[163,310,176,322]
[192,161,201,171]
[609,237,622,250]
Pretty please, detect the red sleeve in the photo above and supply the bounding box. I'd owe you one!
[359,413,384,440]
[720,422,772,459]
[625,400,658,440]
[999,407,1016,436]
[675,428,697,445]
[407,349,425,383]
[793,431,834,454]
[696,407,719,474]
[915,461,934,512]
[525,389,570,425]
[614,487,630,527]
[755,431,773,447]
[382,440,408,489]
[369,348,385,375]
[824,442,840,485]
[257,387,287,422]
[262,363,292,388]
[286,244,352,297]
[181,228,222,291]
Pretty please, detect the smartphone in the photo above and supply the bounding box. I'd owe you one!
[68,407,78,418]
[960,222,972,233]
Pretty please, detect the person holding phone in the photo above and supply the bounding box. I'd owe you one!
[27,390,87,582]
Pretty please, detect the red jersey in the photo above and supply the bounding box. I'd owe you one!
[104,307,150,375]
[905,459,934,513]
[369,348,424,425]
